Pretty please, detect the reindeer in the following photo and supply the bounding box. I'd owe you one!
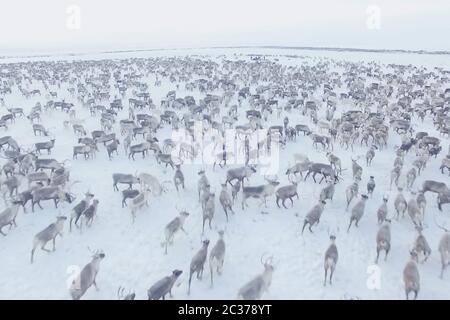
[406,167,417,190]
[32,124,49,136]
[242,176,280,209]
[164,209,189,254]
[231,180,240,203]
[394,188,408,220]
[188,239,210,295]
[225,166,257,188]
[403,250,420,300]
[320,181,336,202]
[440,156,450,175]
[412,157,427,175]
[2,175,22,196]
[417,191,426,216]
[435,217,450,278]
[35,139,56,154]
[31,216,67,263]
[173,165,185,192]
[18,152,37,175]
[123,134,132,155]
[31,185,75,212]
[73,144,96,160]
[193,170,208,199]
[345,177,361,210]
[79,199,99,230]
[377,196,389,224]
[73,124,86,136]
[275,176,300,209]
[421,180,449,195]
[323,235,338,286]
[129,189,150,223]
[285,160,311,180]
[367,176,376,197]
[70,192,94,231]
[237,254,275,299]
[148,270,183,300]
[117,287,135,300]
[209,230,226,287]
[69,250,106,300]
[128,142,151,160]
[302,200,326,234]
[304,163,339,184]
[347,194,369,232]
[326,152,342,174]
[407,194,423,227]
[202,193,215,233]
[155,151,175,169]
[112,173,140,191]
[15,182,44,213]
[413,226,431,263]
[351,158,363,179]
[310,134,332,150]
[366,145,377,166]
[219,184,234,221]
[0,199,22,236]
[390,166,402,190]
[375,218,391,263]
[106,139,120,159]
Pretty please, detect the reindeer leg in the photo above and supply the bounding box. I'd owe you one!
[41,243,51,253]
[347,219,353,232]
[93,279,99,291]
[301,221,308,234]
[188,272,192,295]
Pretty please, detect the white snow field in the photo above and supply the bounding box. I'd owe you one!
[0,47,449,300]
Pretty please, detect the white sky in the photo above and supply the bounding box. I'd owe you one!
[0,0,449,54]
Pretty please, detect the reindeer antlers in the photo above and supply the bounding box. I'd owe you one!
[264,174,278,183]
[87,246,104,256]
[260,252,274,266]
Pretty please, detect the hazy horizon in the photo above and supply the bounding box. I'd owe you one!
[1,0,449,55]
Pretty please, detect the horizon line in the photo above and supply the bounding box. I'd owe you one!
[1,45,449,61]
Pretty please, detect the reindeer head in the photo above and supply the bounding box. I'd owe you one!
[89,248,106,260]
[260,253,275,273]
[265,175,280,186]
[409,249,419,262]
[202,239,210,247]
[172,269,183,278]
[56,216,68,222]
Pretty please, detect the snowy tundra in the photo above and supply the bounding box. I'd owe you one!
[0,48,449,300]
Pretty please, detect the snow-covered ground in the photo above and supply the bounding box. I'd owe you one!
[0,48,449,300]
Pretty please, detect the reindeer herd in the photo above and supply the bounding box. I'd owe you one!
[0,52,449,300]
